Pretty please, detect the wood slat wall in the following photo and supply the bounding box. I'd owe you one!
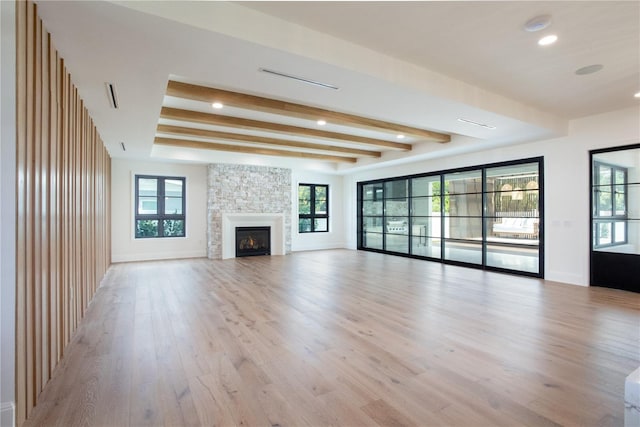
[15,2,112,425]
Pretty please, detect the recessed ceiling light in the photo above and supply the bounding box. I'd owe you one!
[457,118,496,130]
[575,64,604,75]
[212,102,223,109]
[524,15,552,32]
[396,134,405,139]
[317,119,326,126]
[634,91,640,98]
[538,34,558,46]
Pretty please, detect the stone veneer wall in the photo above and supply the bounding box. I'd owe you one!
[207,164,292,259]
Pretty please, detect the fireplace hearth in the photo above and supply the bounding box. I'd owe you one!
[235,227,271,257]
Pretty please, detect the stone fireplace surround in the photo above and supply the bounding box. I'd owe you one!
[207,164,292,259]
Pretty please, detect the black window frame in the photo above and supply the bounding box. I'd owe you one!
[134,175,186,238]
[298,183,329,233]
[592,160,628,248]
[357,157,544,279]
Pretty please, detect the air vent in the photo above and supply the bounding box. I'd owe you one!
[259,68,339,90]
[105,82,119,109]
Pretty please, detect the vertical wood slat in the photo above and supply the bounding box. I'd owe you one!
[15,0,28,423]
[15,2,112,425]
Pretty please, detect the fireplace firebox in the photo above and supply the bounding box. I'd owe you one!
[235,227,271,257]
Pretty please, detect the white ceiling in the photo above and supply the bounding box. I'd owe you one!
[35,1,640,174]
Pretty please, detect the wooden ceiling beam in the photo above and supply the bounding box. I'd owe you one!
[166,80,450,143]
[154,137,358,163]
[160,107,412,150]
[156,124,381,158]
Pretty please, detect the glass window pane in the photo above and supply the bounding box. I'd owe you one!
[598,188,612,216]
[615,185,626,215]
[386,217,408,234]
[164,197,183,215]
[444,240,482,264]
[136,219,158,238]
[599,166,611,185]
[447,217,483,240]
[299,218,311,233]
[447,193,483,217]
[314,218,328,232]
[614,221,626,243]
[363,200,383,216]
[363,184,383,200]
[411,176,440,197]
[165,179,183,197]
[596,222,612,246]
[489,217,539,241]
[411,216,441,238]
[315,200,327,215]
[138,178,157,196]
[138,197,157,215]
[385,199,408,216]
[163,219,184,237]
[363,232,383,250]
[384,180,408,199]
[315,186,327,201]
[486,243,539,274]
[615,169,626,185]
[363,217,384,232]
[445,170,482,195]
[411,197,440,216]
[411,236,441,258]
[386,233,408,254]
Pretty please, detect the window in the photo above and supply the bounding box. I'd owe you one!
[135,175,185,238]
[299,184,328,233]
[358,157,543,278]
[592,161,628,248]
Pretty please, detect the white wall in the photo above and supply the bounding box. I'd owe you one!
[111,159,208,262]
[291,170,346,252]
[343,106,640,286]
[0,1,16,424]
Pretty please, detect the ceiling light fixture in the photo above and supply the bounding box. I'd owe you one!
[260,68,340,90]
[396,134,405,139]
[538,34,558,46]
[211,102,223,109]
[633,91,640,98]
[457,118,496,130]
[317,119,327,126]
[575,64,604,75]
[524,14,552,32]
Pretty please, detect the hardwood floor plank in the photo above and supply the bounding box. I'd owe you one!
[23,250,640,426]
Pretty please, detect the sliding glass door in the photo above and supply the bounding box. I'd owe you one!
[357,157,543,277]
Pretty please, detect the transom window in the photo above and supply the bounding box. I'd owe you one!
[298,184,329,233]
[135,175,186,238]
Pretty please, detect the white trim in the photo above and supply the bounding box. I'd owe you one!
[1,401,15,427]
[111,250,206,263]
[221,213,285,259]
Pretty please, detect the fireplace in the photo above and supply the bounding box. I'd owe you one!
[235,227,271,257]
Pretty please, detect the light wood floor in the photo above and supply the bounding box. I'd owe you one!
[24,250,640,427]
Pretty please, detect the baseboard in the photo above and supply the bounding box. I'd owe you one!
[545,271,587,286]
[111,250,206,263]
[0,401,15,427]
[291,242,347,252]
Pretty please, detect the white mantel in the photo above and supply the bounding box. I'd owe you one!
[221,213,285,260]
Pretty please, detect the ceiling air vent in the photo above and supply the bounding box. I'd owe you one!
[105,82,119,109]
[259,68,339,90]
